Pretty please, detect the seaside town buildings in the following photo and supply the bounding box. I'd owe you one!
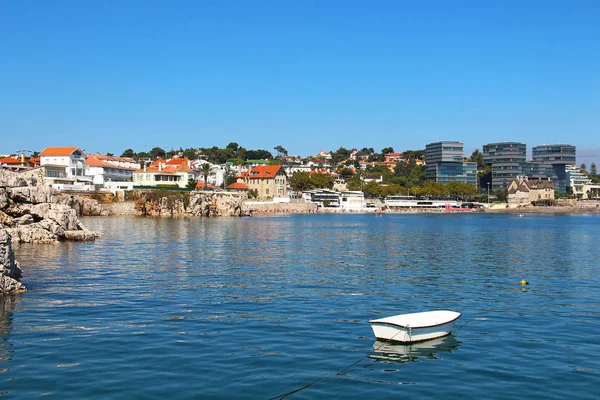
[1,141,598,203]
[482,142,586,194]
[424,141,477,186]
[235,165,288,202]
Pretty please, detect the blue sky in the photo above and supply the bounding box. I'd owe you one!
[1,0,599,165]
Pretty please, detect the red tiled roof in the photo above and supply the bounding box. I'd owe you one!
[245,165,283,179]
[39,147,80,156]
[0,156,23,165]
[86,154,116,168]
[94,154,136,163]
[30,157,40,165]
[86,154,137,169]
[226,182,249,190]
[137,158,193,173]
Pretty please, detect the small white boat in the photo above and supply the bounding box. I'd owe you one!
[369,310,461,343]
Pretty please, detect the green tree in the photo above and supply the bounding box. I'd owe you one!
[226,142,240,152]
[182,148,197,160]
[381,147,394,155]
[199,163,212,190]
[121,149,135,158]
[363,180,382,198]
[150,147,166,159]
[310,173,335,189]
[339,167,355,180]
[591,162,597,176]
[580,163,587,171]
[186,178,197,189]
[289,172,313,192]
[274,145,288,157]
[469,149,485,169]
[494,189,508,202]
[223,165,237,187]
[330,147,352,164]
[245,149,273,160]
[403,149,425,161]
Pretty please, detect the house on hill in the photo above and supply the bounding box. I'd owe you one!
[236,165,288,201]
[508,176,555,207]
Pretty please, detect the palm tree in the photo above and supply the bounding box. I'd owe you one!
[199,163,212,190]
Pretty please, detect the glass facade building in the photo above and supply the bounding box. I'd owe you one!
[425,141,477,186]
[482,142,527,189]
[531,145,576,192]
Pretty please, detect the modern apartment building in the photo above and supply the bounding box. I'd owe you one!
[425,141,477,186]
[532,144,576,192]
[482,142,527,189]
[565,165,591,196]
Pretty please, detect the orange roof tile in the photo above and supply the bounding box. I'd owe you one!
[226,182,249,190]
[245,165,283,179]
[39,147,80,156]
[86,154,116,168]
[0,156,22,165]
[196,182,220,190]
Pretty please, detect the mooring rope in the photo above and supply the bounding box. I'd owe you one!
[269,329,405,400]
[270,319,470,399]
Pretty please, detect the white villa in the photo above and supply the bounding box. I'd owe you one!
[86,154,140,191]
[38,146,94,190]
[133,157,197,189]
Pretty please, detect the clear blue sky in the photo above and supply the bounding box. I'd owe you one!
[1,0,599,164]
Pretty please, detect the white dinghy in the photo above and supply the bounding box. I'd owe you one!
[369,310,461,343]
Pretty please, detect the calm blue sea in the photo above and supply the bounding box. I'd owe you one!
[3,213,600,399]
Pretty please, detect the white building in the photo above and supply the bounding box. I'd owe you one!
[566,165,592,196]
[133,157,196,189]
[302,189,365,210]
[86,154,139,191]
[39,146,94,190]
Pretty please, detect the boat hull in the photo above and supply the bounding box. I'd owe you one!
[369,310,461,343]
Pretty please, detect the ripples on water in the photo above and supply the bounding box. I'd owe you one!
[2,213,600,399]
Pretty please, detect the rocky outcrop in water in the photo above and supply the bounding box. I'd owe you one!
[0,229,26,294]
[0,170,101,243]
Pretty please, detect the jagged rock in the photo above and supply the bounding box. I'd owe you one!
[7,185,53,204]
[30,203,80,230]
[0,170,27,188]
[11,214,35,226]
[0,229,26,294]
[0,189,9,209]
[6,223,62,244]
[64,230,102,241]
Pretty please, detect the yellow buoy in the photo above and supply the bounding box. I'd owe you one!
[520,279,529,285]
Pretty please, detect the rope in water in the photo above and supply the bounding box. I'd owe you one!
[268,329,406,400]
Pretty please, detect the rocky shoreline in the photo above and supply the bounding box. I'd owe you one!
[1,170,103,294]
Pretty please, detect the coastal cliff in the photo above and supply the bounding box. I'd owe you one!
[0,170,100,244]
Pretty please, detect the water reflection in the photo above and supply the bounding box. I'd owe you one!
[370,334,461,364]
[0,295,18,365]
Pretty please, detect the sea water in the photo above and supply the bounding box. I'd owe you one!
[2,213,600,399]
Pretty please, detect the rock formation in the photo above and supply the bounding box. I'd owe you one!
[0,229,26,294]
[135,191,247,217]
[0,170,100,244]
